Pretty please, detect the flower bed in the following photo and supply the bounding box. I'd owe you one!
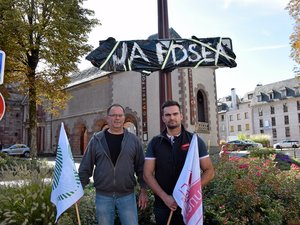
[203,153,300,224]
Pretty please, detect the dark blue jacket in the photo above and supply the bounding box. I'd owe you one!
[145,126,208,207]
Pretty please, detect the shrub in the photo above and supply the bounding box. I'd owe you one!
[249,148,277,159]
[250,134,271,147]
[1,154,300,225]
[0,154,53,181]
[203,156,300,224]
[237,133,249,140]
[237,134,270,147]
[58,184,97,225]
[0,167,56,224]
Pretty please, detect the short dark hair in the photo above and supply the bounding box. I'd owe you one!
[161,100,181,112]
[107,104,125,115]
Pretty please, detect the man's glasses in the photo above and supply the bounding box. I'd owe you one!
[108,114,124,118]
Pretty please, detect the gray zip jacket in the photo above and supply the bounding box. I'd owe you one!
[78,129,146,196]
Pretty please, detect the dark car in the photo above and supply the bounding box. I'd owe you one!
[226,140,254,150]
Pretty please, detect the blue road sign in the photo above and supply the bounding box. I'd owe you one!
[0,50,5,84]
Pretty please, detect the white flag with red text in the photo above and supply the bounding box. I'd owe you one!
[51,122,84,222]
[173,134,203,225]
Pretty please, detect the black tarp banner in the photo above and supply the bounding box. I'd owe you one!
[86,36,237,74]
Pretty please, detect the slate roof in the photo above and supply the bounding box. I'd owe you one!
[68,67,111,88]
[147,27,182,40]
[252,77,299,104]
[3,84,27,103]
[241,91,254,102]
[217,77,300,110]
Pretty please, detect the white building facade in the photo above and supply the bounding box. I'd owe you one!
[218,77,300,145]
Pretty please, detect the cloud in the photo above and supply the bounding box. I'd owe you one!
[222,0,289,10]
[243,44,289,52]
[261,29,271,37]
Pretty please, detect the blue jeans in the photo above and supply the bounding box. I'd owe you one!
[95,193,138,225]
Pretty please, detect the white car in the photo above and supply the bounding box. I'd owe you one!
[273,140,299,149]
[1,144,30,157]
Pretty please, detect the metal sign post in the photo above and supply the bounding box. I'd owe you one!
[0,50,5,85]
[158,0,171,131]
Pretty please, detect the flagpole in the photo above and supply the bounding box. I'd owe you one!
[51,122,84,223]
[75,203,82,225]
[166,211,173,225]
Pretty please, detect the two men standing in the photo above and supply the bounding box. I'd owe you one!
[78,100,214,225]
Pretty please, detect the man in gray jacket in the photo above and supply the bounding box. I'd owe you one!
[79,104,148,225]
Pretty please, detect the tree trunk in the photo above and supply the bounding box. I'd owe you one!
[28,73,37,158]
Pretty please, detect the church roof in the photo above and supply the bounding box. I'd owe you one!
[147,27,182,40]
[68,67,111,88]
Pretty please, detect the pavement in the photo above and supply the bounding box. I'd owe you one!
[0,157,83,187]
[42,156,81,170]
[280,148,300,159]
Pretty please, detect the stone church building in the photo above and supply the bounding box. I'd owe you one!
[43,65,221,156]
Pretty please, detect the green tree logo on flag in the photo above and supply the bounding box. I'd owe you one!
[51,122,84,222]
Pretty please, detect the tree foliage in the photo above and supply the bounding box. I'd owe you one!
[0,0,99,156]
[287,0,300,69]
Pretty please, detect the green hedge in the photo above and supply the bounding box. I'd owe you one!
[0,159,56,224]
[0,154,299,225]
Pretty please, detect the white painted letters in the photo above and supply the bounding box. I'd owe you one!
[188,44,201,62]
[129,42,150,63]
[156,42,168,64]
[113,42,128,66]
[172,44,188,65]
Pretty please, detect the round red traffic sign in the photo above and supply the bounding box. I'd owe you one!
[0,92,5,121]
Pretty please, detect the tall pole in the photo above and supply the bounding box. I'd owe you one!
[158,0,172,131]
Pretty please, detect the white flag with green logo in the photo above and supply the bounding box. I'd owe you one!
[51,122,84,222]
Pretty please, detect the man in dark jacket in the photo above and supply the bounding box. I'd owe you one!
[144,100,215,225]
[79,104,148,225]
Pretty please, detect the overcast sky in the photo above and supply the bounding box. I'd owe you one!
[80,0,296,98]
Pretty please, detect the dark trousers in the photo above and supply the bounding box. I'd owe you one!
[154,206,185,225]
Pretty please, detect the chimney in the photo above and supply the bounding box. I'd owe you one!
[231,88,237,110]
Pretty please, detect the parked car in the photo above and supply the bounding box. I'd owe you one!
[226,140,254,150]
[244,140,263,148]
[273,140,299,149]
[219,144,250,158]
[1,144,30,157]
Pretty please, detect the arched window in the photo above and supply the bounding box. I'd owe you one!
[197,90,208,122]
[124,113,138,136]
[124,122,137,135]
[93,119,107,132]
